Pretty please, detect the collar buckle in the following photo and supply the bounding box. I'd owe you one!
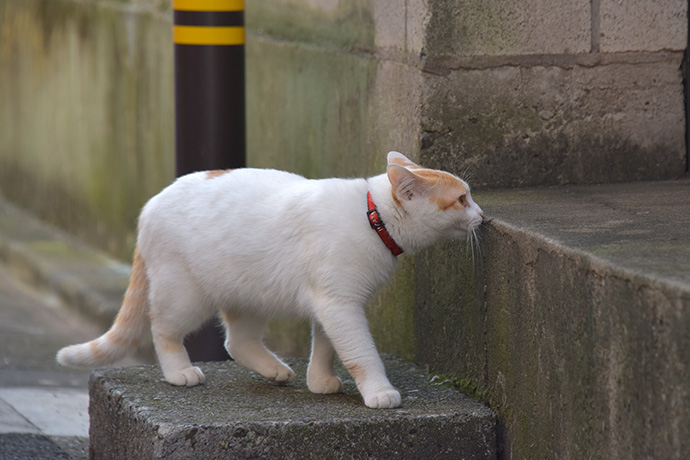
[367,208,383,230]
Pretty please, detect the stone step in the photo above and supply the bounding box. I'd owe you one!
[88,356,496,460]
[416,179,690,459]
[0,196,130,331]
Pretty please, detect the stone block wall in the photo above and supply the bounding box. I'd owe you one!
[419,0,687,187]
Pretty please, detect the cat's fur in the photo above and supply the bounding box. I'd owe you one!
[57,152,483,409]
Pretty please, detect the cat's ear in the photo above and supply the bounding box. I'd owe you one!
[388,164,431,201]
[387,151,419,169]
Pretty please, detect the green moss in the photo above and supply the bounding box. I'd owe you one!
[246,35,378,180]
[264,318,311,358]
[247,0,375,53]
[425,0,511,56]
[367,257,417,361]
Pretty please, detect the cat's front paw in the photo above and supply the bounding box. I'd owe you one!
[363,388,401,409]
[307,375,343,394]
[265,364,295,385]
[165,366,205,387]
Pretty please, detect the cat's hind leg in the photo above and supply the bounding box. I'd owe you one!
[149,275,209,387]
[220,310,295,385]
[307,321,343,394]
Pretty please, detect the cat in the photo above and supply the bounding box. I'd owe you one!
[57,151,484,409]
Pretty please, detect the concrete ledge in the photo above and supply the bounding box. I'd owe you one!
[0,195,129,330]
[416,179,690,459]
[89,356,496,459]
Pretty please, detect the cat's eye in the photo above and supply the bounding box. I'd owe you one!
[458,194,468,207]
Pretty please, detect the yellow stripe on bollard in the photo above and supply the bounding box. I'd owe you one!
[173,25,245,45]
[173,0,244,11]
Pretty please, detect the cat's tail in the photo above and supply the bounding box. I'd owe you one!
[56,246,150,367]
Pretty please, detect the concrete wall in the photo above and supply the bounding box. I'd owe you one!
[0,0,175,260]
[416,221,690,459]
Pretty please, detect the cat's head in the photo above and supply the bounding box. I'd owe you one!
[386,151,484,242]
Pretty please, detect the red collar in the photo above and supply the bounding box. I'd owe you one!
[367,192,404,256]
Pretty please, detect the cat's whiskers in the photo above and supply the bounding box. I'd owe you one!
[459,165,475,185]
[466,224,484,274]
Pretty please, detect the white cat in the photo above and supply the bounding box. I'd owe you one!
[57,152,483,409]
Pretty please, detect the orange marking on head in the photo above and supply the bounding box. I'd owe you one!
[414,169,465,188]
[205,169,233,180]
[389,157,423,169]
[346,363,367,383]
[410,169,469,211]
[431,195,462,211]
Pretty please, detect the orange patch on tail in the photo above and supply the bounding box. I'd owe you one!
[104,330,129,347]
[89,340,106,360]
[205,169,233,180]
[115,247,149,327]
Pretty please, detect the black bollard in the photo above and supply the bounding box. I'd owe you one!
[173,0,245,361]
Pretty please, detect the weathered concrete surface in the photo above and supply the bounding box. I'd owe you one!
[0,256,142,459]
[0,194,130,331]
[416,179,690,460]
[479,180,690,287]
[89,356,496,460]
[425,0,592,57]
[600,0,688,52]
[0,0,175,260]
[420,56,686,188]
[420,0,687,188]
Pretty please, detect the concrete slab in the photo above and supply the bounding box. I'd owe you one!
[89,357,497,460]
[0,388,89,437]
[476,179,690,288]
[0,398,39,434]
